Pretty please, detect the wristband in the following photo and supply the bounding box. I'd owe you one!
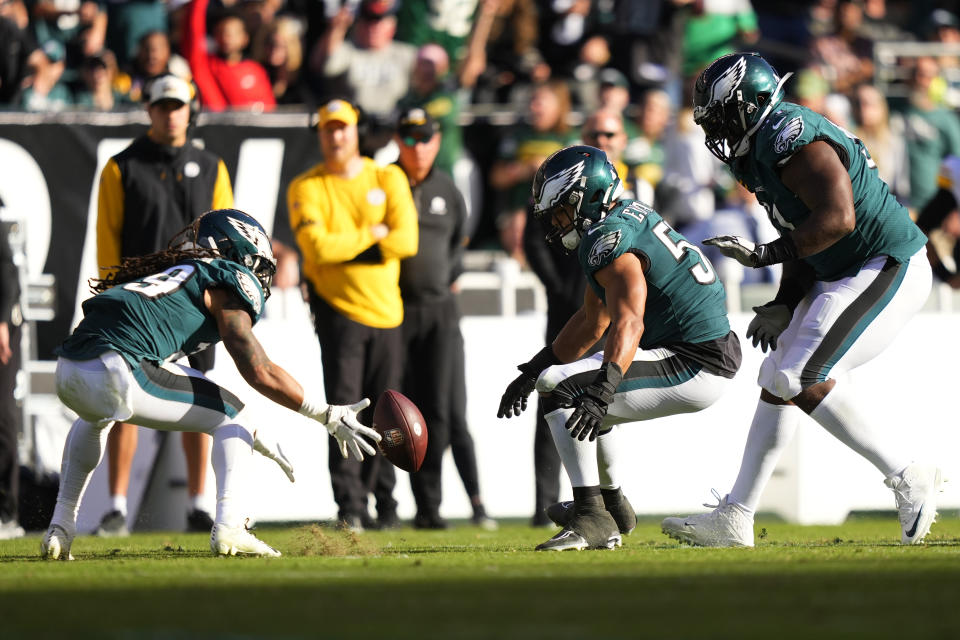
[519,345,562,376]
[754,235,798,267]
[595,361,623,392]
[299,390,330,422]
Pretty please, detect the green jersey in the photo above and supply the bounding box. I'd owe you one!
[578,199,731,349]
[733,102,926,281]
[57,258,265,367]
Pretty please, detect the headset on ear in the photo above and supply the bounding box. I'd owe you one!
[186,77,201,127]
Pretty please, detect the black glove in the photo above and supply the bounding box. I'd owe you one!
[565,362,622,441]
[497,346,561,418]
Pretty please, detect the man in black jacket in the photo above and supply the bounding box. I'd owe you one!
[94,74,235,536]
[0,203,24,539]
[395,108,494,529]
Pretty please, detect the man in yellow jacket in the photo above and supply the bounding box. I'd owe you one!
[288,98,418,531]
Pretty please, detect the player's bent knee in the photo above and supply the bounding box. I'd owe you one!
[773,371,800,402]
[535,364,565,395]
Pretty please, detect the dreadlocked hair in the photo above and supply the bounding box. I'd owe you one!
[89,247,220,294]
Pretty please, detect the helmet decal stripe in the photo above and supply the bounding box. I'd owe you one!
[535,160,586,213]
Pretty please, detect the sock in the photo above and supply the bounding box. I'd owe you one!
[190,494,206,513]
[600,487,624,508]
[50,419,110,534]
[111,494,127,516]
[545,408,600,487]
[728,400,801,513]
[596,426,624,490]
[211,424,254,528]
[809,382,908,478]
[572,485,603,513]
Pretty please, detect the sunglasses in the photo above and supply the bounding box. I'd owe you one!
[401,134,434,146]
[584,130,619,139]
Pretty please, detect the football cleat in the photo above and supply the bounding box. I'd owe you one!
[96,509,130,538]
[661,490,754,548]
[535,506,621,552]
[210,522,281,557]
[41,524,75,561]
[546,488,637,535]
[0,519,25,540]
[885,463,943,545]
[186,508,215,533]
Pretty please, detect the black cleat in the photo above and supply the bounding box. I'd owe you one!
[535,506,621,551]
[413,511,449,530]
[186,508,215,533]
[546,489,637,535]
[96,510,129,538]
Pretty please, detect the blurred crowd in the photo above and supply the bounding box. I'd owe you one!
[3,0,960,258]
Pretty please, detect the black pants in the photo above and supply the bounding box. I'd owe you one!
[0,322,21,522]
[310,291,401,520]
[448,327,481,501]
[402,298,460,516]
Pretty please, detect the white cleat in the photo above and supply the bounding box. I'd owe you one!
[41,524,75,561]
[661,490,754,548]
[885,463,943,545]
[210,522,281,557]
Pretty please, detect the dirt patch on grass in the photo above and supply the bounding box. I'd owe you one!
[291,524,380,557]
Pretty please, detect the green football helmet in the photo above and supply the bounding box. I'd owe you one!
[189,209,277,298]
[531,145,623,251]
[693,52,792,164]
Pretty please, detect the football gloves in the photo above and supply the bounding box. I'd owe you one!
[252,431,295,483]
[323,399,382,461]
[704,234,798,268]
[498,370,539,418]
[564,362,622,442]
[746,302,792,353]
[498,346,562,418]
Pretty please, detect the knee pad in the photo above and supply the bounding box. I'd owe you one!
[757,356,798,401]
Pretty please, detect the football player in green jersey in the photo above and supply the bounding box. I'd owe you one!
[497,145,742,551]
[662,52,941,547]
[41,209,381,560]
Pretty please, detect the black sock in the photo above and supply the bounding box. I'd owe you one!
[573,485,603,511]
[601,487,623,508]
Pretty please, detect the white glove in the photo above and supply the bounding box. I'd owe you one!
[323,399,382,461]
[703,235,758,267]
[746,303,792,352]
[252,432,295,483]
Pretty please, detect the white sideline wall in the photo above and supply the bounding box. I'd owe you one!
[73,289,960,531]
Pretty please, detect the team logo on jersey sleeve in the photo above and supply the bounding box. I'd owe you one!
[774,117,804,154]
[587,230,622,267]
[235,270,263,315]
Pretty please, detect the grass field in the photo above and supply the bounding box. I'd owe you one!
[2,514,960,639]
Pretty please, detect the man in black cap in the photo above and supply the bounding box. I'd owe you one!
[394,107,495,529]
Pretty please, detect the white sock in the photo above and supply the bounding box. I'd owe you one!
[51,419,110,534]
[111,494,127,515]
[545,408,600,487]
[728,400,801,513]
[190,494,207,513]
[596,426,623,490]
[809,382,908,478]
[212,424,254,528]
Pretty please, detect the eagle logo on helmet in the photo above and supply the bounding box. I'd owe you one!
[774,117,804,154]
[695,57,747,121]
[535,160,586,214]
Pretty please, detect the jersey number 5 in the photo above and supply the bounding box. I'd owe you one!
[652,221,716,285]
[123,265,195,298]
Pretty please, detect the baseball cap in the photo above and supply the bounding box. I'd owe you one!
[359,0,399,20]
[316,99,359,127]
[396,108,438,143]
[598,68,629,90]
[148,75,192,106]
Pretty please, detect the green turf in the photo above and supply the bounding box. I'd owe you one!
[2,515,960,639]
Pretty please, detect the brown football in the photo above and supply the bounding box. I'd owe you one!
[372,389,428,472]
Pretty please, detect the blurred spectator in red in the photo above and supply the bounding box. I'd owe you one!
[809,0,873,94]
[853,82,908,202]
[250,15,305,105]
[459,0,548,104]
[183,0,276,111]
[488,79,577,263]
[73,49,133,110]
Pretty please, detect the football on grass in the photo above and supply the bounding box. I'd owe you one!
[372,390,428,472]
